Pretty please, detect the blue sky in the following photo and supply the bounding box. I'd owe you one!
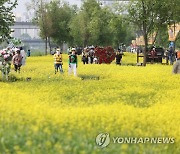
[13,0,82,14]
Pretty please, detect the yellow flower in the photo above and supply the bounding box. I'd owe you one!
[25,140,32,146]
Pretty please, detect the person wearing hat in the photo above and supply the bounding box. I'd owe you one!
[68,48,78,76]
[172,51,180,74]
[12,49,23,73]
[54,48,63,74]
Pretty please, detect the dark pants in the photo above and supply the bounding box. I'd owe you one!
[83,57,88,64]
[169,55,175,65]
[90,57,93,64]
[116,59,121,65]
[54,64,63,74]
[14,64,21,73]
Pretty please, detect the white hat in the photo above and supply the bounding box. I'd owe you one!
[14,48,20,52]
[71,48,76,51]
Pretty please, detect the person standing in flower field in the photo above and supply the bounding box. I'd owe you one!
[20,47,26,66]
[168,46,175,65]
[150,47,157,63]
[115,51,123,65]
[82,47,89,65]
[0,48,13,80]
[89,47,95,64]
[172,51,180,74]
[27,49,31,57]
[54,48,63,74]
[12,49,23,73]
[68,48,78,76]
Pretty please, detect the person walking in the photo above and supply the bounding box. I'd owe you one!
[12,49,23,73]
[54,49,63,74]
[68,48,78,76]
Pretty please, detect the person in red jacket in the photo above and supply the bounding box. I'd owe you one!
[150,48,156,63]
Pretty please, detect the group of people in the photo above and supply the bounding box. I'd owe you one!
[0,47,26,74]
[148,47,180,74]
[53,48,78,76]
[2,45,180,79]
[149,46,178,65]
[81,46,98,64]
[55,46,180,75]
[54,46,123,76]
[81,46,124,65]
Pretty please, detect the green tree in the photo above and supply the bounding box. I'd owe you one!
[127,0,179,66]
[47,1,75,47]
[70,0,101,47]
[28,0,50,55]
[0,0,17,43]
[167,0,180,23]
[167,0,180,49]
[69,12,86,46]
[70,0,134,47]
[69,0,113,47]
[109,14,128,47]
[155,25,169,48]
[28,0,75,53]
[96,7,114,46]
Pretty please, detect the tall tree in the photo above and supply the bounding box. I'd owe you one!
[0,0,17,43]
[69,0,113,47]
[28,0,74,53]
[109,14,128,47]
[127,0,179,66]
[166,0,180,47]
[28,0,51,55]
[69,12,86,46]
[47,1,75,47]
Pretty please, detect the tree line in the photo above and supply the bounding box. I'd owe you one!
[28,0,180,64]
[27,0,135,54]
[1,0,180,65]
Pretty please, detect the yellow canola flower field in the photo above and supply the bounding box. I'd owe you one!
[0,53,179,154]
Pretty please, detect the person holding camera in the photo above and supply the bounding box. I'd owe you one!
[54,48,63,74]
